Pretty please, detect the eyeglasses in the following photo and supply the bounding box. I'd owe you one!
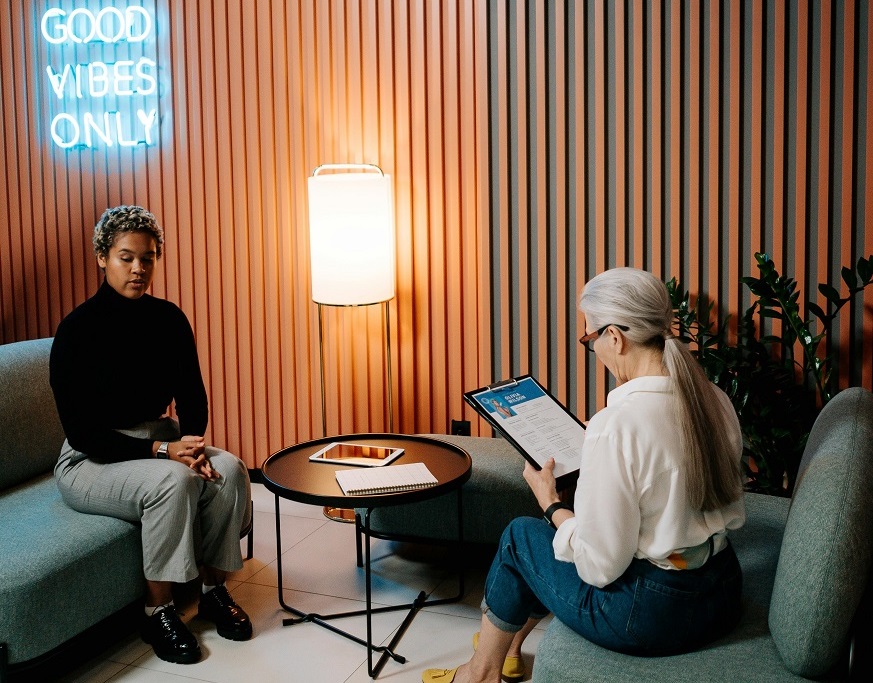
[578,324,630,351]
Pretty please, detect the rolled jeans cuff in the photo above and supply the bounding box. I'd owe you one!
[480,601,524,633]
[480,599,549,633]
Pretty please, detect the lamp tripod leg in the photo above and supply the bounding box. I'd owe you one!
[385,301,394,433]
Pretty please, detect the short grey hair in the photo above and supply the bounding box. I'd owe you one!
[93,206,164,259]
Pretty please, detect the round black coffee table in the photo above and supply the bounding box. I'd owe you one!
[261,433,472,678]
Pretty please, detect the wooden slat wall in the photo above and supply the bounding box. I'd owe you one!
[0,0,491,467]
[3,1,873,464]
[488,0,873,421]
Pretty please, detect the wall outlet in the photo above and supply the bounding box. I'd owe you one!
[451,419,471,436]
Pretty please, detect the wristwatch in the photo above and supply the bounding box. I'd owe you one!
[543,501,572,529]
[156,442,170,459]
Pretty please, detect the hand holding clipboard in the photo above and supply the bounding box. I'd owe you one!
[463,375,585,479]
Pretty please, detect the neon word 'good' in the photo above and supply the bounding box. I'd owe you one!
[41,7,152,44]
[50,109,159,149]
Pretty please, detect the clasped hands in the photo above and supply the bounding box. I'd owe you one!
[166,436,219,480]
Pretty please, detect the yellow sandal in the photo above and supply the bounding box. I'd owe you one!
[472,632,526,682]
[421,668,458,682]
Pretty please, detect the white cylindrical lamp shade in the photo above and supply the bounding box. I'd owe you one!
[308,172,396,305]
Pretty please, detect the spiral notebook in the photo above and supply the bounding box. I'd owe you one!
[335,462,438,496]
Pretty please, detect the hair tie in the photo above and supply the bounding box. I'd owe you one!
[664,331,676,340]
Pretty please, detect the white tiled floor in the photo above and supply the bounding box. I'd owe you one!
[56,483,548,683]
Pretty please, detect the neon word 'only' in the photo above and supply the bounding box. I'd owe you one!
[41,7,152,44]
[50,109,159,149]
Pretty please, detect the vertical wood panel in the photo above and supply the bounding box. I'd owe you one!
[866,0,873,390]
[688,0,701,296]
[631,0,644,271]
[728,0,741,334]
[495,1,511,385]
[794,1,810,312]
[771,1,786,266]
[668,0,681,279]
[485,0,873,422]
[514,0,529,375]
[1,0,493,463]
[3,1,873,460]
[837,0,855,390]
[750,0,763,256]
[573,0,588,415]
[614,0,627,267]
[706,1,721,311]
[533,1,548,384]
[650,0,663,277]
[554,0,568,402]
[594,0,608,408]
[815,1,833,312]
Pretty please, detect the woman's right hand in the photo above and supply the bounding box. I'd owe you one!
[169,436,219,480]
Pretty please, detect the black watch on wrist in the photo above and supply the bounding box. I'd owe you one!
[156,442,170,459]
[543,502,572,529]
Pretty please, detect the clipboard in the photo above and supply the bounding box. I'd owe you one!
[463,374,585,479]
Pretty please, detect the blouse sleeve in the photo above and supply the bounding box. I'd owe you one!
[552,428,641,588]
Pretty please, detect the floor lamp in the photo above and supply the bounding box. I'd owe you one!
[308,164,396,520]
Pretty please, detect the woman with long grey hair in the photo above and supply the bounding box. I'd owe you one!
[423,267,745,683]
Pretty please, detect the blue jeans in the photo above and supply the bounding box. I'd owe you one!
[482,516,743,655]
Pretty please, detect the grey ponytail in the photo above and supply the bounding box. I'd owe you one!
[578,268,742,511]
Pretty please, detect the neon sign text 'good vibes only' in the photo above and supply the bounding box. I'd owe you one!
[41,5,161,149]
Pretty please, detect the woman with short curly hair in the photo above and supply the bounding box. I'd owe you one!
[91,205,164,259]
[50,206,253,666]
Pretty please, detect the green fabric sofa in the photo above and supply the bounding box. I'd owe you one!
[364,388,872,681]
[0,338,145,680]
[532,386,873,682]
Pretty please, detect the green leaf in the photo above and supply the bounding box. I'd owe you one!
[818,283,841,303]
[807,302,828,323]
[858,256,873,283]
[841,266,858,289]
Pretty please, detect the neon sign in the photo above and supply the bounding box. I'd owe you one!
[41,5,162,150]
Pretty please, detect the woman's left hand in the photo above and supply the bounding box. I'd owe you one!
[177,435,220,481]
[187,453,220,480]
[523,458,561,511]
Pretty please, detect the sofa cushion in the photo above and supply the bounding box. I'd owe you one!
[768,387,873,677]
[0,474,144,664]
[0,338,66,490]
[532,493,814,682]
[363,434,542,545]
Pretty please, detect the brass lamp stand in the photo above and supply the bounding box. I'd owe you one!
[319,301,394,522]
[306,163,396,523]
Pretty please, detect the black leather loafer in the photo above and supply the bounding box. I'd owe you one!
[197,584,253,641]
[141,605,202,664]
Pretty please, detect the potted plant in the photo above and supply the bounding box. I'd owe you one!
[667,252,872,495]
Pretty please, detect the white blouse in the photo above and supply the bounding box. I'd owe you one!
[552,376,746,588]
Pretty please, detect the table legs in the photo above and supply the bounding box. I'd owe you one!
[272,490,465,678]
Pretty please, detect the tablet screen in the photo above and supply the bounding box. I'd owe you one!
[308,442,405,467]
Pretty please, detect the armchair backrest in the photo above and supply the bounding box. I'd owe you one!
[768,387,873,677]
[0,338,66,490]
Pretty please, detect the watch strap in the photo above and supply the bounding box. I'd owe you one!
[543,501,572,529]
[156,441,170,459]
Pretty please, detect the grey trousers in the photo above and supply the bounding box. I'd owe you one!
[54,418,251,583]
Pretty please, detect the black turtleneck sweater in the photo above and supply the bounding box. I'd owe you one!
[49,281,208,462]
